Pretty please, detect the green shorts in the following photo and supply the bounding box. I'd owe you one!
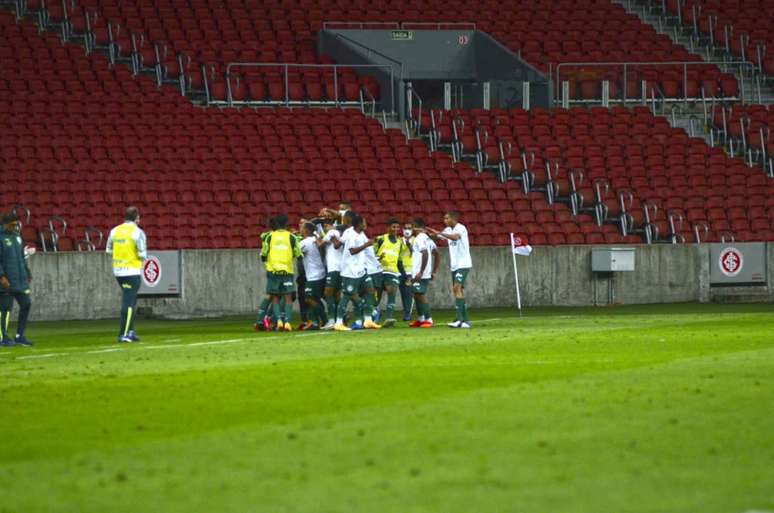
[325,271,341,290]
[342,275,371,295]
[452,268,471,286]
[304,279,325,299]
[382,273,400,289]
[411,278,431,295]
[368,272,383,291]
[266,272,295,295]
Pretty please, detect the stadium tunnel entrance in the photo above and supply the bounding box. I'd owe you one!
[319,26,551,119]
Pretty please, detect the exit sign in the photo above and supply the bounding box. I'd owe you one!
[391,30,414,41]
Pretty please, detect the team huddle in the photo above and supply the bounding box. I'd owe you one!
[256,203,473,332]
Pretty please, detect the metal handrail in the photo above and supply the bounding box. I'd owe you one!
[11,204,31,225]
[400,22,476,30]
[222,62,396,111]
[555,60,756,105]
[48,215,67,236]
[77,239,96,252]
[322,21,476,30]
[323,21,401,30]
[84,226,104,247]
[359,86,376,117]
[406,83,424,137]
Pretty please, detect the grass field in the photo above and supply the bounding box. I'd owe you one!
[1,304,773,513]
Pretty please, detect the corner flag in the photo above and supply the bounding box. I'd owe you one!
[511,234,533,256]
[509,234,530,317]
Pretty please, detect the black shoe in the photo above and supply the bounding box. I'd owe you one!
[127,330,140,342]
[13,335,32,346]
[0,338,14,347]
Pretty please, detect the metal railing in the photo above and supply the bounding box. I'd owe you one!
[405,83,424,137]
[216,63,395,111]
[554,60,757,106]
[322,21,476,30]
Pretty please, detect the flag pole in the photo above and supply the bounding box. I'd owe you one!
[510,233,523,317]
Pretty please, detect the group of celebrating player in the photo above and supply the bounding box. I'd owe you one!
[255,202,473,332]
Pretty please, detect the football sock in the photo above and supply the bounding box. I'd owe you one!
[386,291,396,319]
[284,299,293,325]
[454,298,464,322]
[257,298,270,323]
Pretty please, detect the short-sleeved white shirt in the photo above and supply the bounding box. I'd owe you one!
[443,223,472,271]
[411,232,433,279]
[340,230,367,279]
[364,245,383,275]
[300,236,326,281]
[323,228,342,272]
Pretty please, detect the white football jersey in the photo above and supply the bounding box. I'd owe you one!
[443,223,472,271]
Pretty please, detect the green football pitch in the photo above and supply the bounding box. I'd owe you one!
[1,304,773,513]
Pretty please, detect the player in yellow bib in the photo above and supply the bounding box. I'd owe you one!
[374,218,409,327]
[106,207,147,343]
[260,214,302,332]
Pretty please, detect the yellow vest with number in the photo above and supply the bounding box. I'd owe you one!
[112,223,142,271]
[266,230,295,274]
[377,235,405,274]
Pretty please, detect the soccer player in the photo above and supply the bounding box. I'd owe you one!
[255,216,278,331]
[318,200,353,226]
[0,213,33,346]
[320,218,343,330]
[409,218,438,328]
[427,211,473,328]
[260,214,302,332]
[106,206,147,343]
[362,218,384,324]
[374,218,409,327]
[299,222,327,330]
[335,213,380,331]
[399,221,415,321]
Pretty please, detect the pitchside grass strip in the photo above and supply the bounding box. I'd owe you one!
[0,304,773,513]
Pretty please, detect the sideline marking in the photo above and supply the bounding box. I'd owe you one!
[15,353,65,360]
[5,331,332,362]
[86,348,123,354]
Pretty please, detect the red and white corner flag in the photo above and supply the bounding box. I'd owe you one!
[509,233,530,316]
[511,233,533,256]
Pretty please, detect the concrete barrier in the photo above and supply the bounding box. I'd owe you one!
[24,244,774,321]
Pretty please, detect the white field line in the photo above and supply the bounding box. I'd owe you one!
[85,348,123,354]
[4,332,331,362]
[15,353,66,360]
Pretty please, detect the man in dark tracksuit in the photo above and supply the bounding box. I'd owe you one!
[0,213,33,346]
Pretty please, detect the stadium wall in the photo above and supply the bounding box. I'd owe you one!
[26,245,774,321]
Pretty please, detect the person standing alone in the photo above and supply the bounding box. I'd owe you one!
[0,213,33,346]
[106,206,147,343]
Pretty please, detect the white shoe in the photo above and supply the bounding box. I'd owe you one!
[447,320,462,328]
[459,322,471,329]
[321,320,336,331]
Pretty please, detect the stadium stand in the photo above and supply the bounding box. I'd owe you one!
[710,104,774,172]
[2,1,772,251]
[653,0,774,78]
[15,0,738,103]
[416,105,774,244]
[1,10,620,250]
